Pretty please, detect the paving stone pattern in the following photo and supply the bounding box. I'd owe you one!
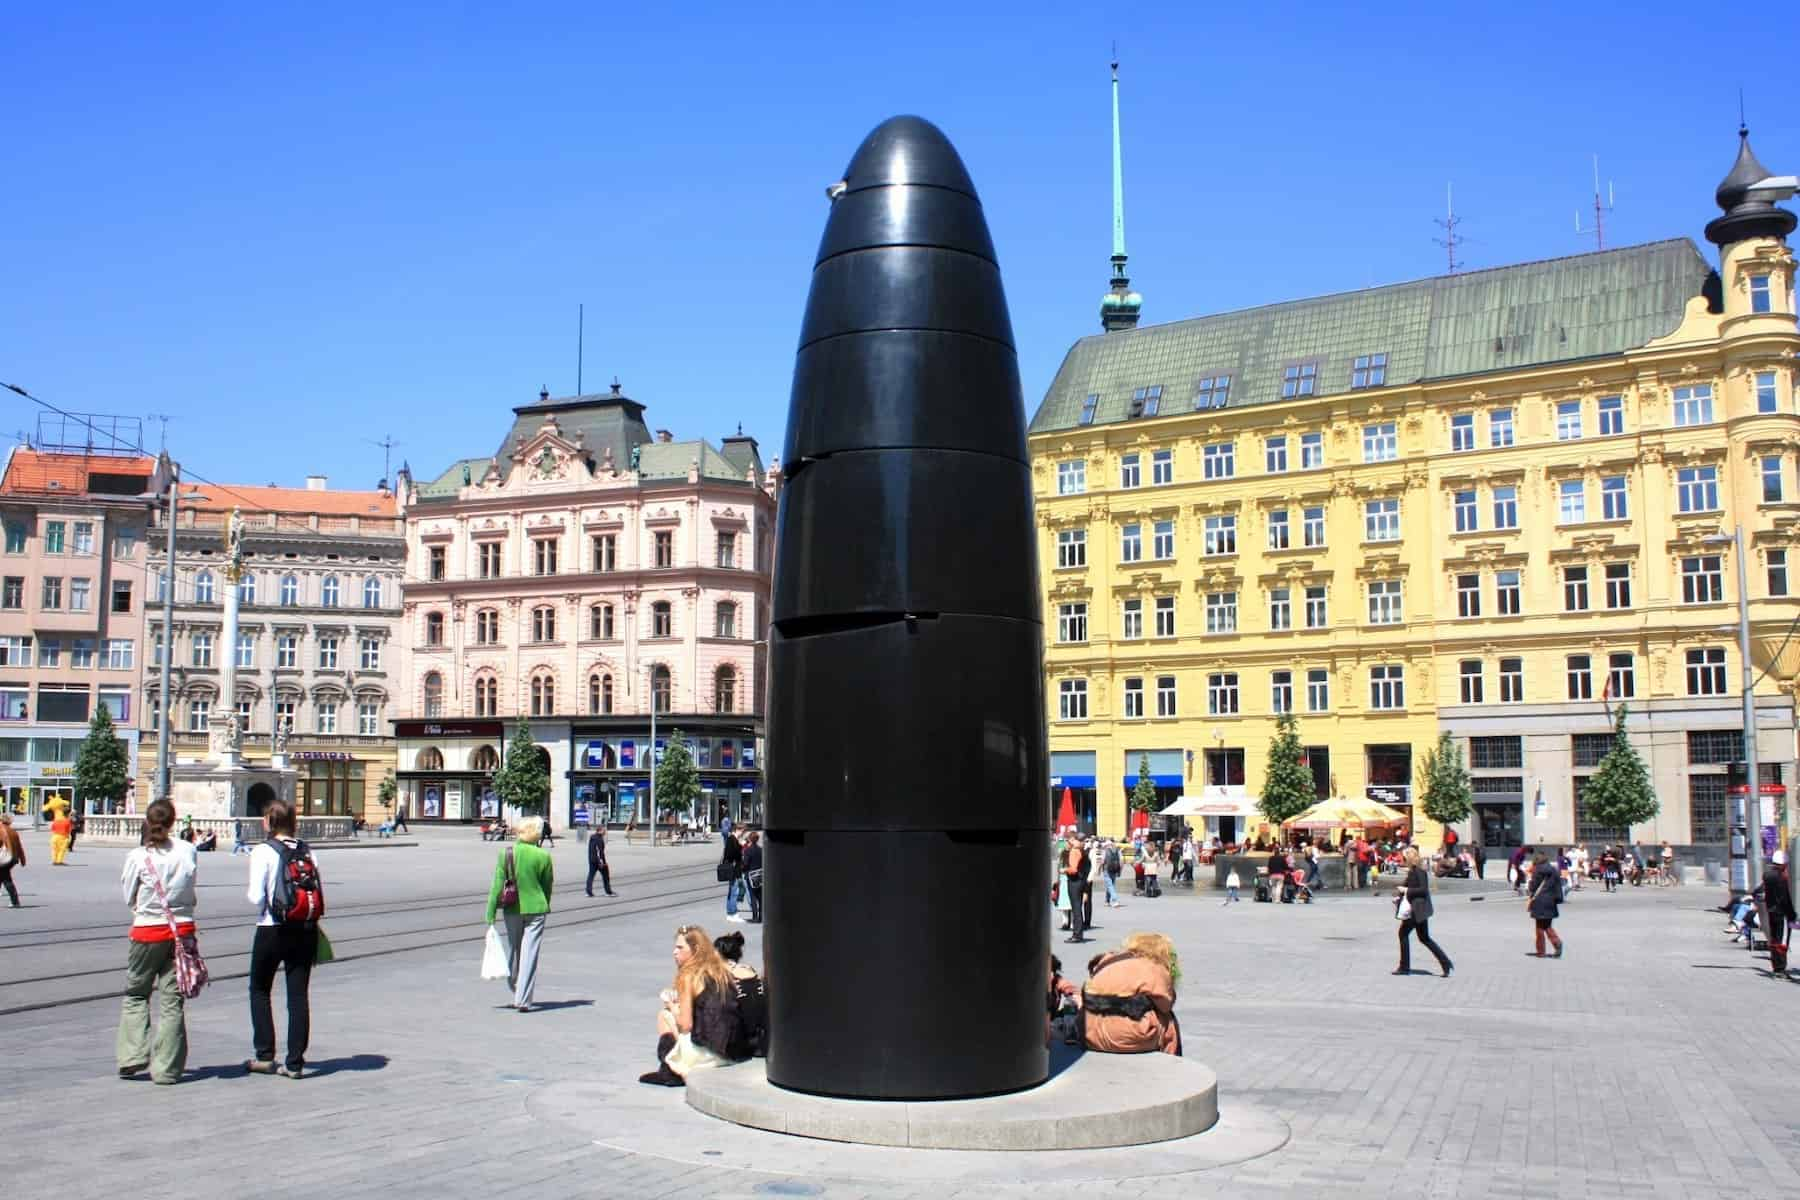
[1,833,1790,1199]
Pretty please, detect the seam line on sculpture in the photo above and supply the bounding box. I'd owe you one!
[797,327,1015,353]
[814,241,997,270]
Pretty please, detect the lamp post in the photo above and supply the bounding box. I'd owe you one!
[142,467,204,805]
[1705,527,1764,897]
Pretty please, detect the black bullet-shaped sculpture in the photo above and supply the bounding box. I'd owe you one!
[764,116,1050,1100]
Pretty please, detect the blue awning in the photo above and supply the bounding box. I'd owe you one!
[1122,774,1184,789]
[1050,775,1097,789]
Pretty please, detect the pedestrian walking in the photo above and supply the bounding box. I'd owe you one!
[1304,844,1325,891]
[118,799,198,1084]
[1508,845,1531,894]
[1143,843,1162,898]
[393,804,409,834]
[1101,838,1122,908]
[1526,852,1564,958]
[720,827,744,922]
[1763,850,1797,978]
[743,831,763,924]
[1063,833,1091,943]
[49,808,73,865]
[0,812,24,907]
[586,825,615,897]
[1601,846,1621,892]
[485,815,553,1013]
[1393,846,1453,978]
[1471,840,1487,881]
[1221,866,1241,905]
[246,800,323,1075]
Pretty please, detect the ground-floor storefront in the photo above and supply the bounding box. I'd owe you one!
[1,723,142,824]
[567,716,763,829]
[392,719,573,825]
[135,732,396,822]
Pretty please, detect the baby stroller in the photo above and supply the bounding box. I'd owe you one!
[1253,871,1273,903]
[1133,861,1147,897]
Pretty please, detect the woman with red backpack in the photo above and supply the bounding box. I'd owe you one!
[245,799,322,1078]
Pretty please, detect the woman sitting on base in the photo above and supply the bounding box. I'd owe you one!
[1081,932,1182,1056]
[640,925,745,1086]
[713,931,768,1058]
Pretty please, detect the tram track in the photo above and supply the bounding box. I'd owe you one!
[0,864,731,1018]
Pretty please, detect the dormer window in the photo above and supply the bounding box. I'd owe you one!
[1129,385,1162,418]
[1078,394,1100,425]
[1281,361,1318,399]
[1351,353,1387,389]
[1192,375,1231,410]
[1750,274,1772,313]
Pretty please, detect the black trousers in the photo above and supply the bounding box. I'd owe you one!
[250,924,317,1070]
[586,862,612,895]
[1397,917,1451,973]
[1771,913,1791,974]
[749,884,763,922]
[0,864,16,906]
[1066,878,1087,939]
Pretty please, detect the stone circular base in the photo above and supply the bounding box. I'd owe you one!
[686,1048,1218,1150]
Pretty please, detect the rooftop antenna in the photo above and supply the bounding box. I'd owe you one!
[1433,182,1465,274]
[145,412,173,453]
[365,434,401,489]
[1574,154,1615,251]
[577,303,584,396]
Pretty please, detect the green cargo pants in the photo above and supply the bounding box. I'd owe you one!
[117,939,188,1083]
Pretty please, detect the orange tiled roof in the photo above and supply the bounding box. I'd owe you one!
[185,483,397,518]
[0,448,157,497]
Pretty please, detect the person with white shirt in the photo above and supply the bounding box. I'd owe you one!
[245,800,319,1079]
[117,799,199,1085]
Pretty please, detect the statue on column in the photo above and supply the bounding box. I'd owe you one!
[224,507,247,581]
[273,716,290,756]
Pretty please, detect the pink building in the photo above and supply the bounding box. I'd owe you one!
[0,442,157,819]
[393,383,777,827]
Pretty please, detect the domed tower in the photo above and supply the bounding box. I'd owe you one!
[1705,125,1796,330]
[1101,57,1143,333]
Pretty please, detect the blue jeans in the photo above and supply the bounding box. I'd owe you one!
[1102,873,1117,904]
[725,877,739,915]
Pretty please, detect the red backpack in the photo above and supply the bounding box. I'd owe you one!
[268,837,325,925]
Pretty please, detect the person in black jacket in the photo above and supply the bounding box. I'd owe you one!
[1762,851,1797,977]
[586,825,615,897]
[721,830,745,922]
[1393,846,1453,977]
[742,831,764,924]
[1526,851,1563,958]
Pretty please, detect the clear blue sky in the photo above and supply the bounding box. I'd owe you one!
[3,1,1788,490]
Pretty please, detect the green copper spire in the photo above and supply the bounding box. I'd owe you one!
[1101,54,1141,333]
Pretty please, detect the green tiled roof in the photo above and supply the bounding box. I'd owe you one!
[416,457,489,499]
[1030,239,1713,434]
[494,391,653,480]
[636,440,749,483]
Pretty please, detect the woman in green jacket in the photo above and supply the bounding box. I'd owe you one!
[486,816,554,1012]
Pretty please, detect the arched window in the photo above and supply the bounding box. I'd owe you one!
[238,573,257,605]
[422,671,443,718]
[589,671,615,715]
[474,674,497,717]
[715,665,737,714]
[471,744,500,772]
[533,606,556,642]
[715,602,737,639]
[651,601,672,638]
[363,576,382,609]
[531,674,556,717]
[321,575,340,607]
[651,664,671,714]
[280,575,299,606]
[194,570,214,604]
[416,746,444,771]
[475,609,498,645]
[425,612,445,647]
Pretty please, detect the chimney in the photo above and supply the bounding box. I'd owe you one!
[305,475,328,491]
[657,429,673,443]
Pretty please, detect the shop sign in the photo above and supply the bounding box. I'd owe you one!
[294,751,352,761]
[1367,786,1411,806]
[397,720,504,738]
[39,766,74,777]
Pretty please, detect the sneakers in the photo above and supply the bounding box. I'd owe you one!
[638,1064,684,1087]
[724,913,746,923]
[278,1065,305,1079]
[118,1063,148,1079]
[245,1059,280,1076]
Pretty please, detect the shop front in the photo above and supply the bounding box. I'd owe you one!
[568,721,763,828]
[1365,743,1414,833]
[291,751,368,818]
[1122,748,1185,837]
[1049,750,1097,834]
[394,719,505,823]
[1,731,140,822]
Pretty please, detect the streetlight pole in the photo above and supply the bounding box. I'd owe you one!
[153,468,200,804]
[647,663,658,846]
[1733,523,1766,898]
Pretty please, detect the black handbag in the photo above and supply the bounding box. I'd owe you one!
[716,861,736,883]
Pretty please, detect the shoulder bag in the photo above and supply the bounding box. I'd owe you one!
[499,846,519,907]
[142,850,208,999]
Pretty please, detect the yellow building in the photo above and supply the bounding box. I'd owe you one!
[1028,127,1800,856]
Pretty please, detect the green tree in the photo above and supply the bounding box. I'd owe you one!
[1258,709,1314,826]
[1418,732,1475,831]
[1130,753,1159,817]
[655,730,701,826]
[73,705,129,814]
[493,721,549,817]
[377,770,398,811]
[1583,704,1659,840]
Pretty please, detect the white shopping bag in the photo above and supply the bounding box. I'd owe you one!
[481,924,510,980]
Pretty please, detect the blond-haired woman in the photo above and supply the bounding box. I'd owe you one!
[1082,931,1181,1055]
[1394,845,1453,977]
[118,799,199,1084]
[0,812,24,907]
[639,924,745,1086]
[485,815,553,1012]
